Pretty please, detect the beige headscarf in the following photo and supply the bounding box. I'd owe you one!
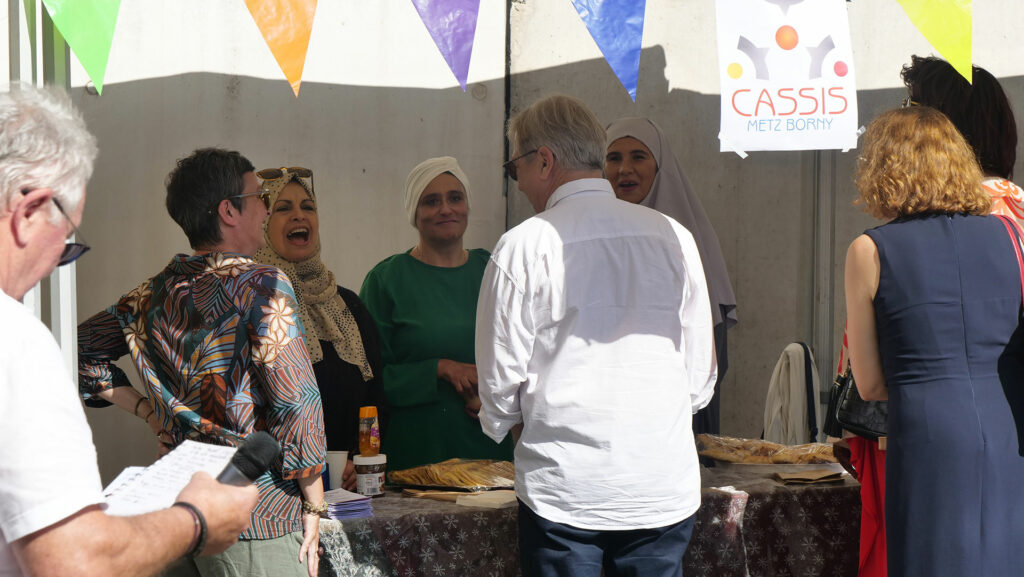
[403,156,472,226]
[254,171,373,380]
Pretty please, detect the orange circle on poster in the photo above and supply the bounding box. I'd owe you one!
[776,25,798,50]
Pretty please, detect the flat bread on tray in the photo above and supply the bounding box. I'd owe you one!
[389,458,515,491]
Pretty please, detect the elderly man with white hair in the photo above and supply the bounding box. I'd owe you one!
[0,86,257,577]
[476,94,717,577]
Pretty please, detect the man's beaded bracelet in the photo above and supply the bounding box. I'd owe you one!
[173,501,208,558]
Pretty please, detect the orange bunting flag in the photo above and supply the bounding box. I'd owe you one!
[244,0,318,96]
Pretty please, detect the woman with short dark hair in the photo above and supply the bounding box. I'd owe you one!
[902,55,1022,222]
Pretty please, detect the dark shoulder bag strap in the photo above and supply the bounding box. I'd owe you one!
[798,342,818,441]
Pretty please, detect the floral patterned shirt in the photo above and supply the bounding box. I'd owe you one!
[984,177,1024,226]
[78,253,325,540]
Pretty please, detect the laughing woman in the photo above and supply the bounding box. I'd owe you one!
[254,167,386,490]
[359,157,514,472]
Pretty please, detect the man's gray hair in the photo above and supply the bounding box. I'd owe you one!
[0,85,97,218]
[507,94,606,172]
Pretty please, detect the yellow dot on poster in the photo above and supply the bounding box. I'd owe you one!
[728,63,743,79]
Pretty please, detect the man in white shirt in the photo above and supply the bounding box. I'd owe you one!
[475,94,717,577]
[0,86,257,577]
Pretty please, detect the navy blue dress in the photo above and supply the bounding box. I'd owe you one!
[865,213,1024,577]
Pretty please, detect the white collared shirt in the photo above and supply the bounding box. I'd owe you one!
[476,178,717,530]
[0,289,104,576]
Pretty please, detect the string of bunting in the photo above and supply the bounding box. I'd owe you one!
[38,0,974,98]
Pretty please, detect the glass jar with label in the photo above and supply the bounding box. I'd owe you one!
[353,454,387,497]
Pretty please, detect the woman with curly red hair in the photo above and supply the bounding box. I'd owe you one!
[846,106,1024,577]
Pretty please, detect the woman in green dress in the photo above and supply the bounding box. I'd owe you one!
[360,156,514,472]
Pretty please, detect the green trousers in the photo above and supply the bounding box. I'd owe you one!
[164,532,310,577]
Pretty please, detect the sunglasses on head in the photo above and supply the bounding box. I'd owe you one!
[257,167,313,181]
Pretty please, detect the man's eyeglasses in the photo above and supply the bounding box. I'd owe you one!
[901,96,920,108]
[224,190,272,209]
[52,198,90,266]
[502,150,538,182]
[20,189,90,266]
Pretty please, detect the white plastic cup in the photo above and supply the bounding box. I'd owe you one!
[325,450,349,490]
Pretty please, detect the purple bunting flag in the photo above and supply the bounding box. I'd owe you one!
[571,0,647,101]
[411,0,481,91]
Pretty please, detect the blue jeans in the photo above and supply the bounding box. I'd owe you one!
[518,500,695,577]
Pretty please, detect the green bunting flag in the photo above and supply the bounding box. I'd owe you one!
[41,0,122,94]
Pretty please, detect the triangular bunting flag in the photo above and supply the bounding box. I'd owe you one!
[897,0,973,83]
[41,0,121,94]
[571,0,646,101]
[411,0,480,91]
[245,0,318,96]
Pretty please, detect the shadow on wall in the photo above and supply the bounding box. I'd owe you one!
[511,45,1024,439]
[72,45,1024,483]
[509,44,819,440]
[73,72,509,483]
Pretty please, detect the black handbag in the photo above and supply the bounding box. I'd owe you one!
[824,363,887,440]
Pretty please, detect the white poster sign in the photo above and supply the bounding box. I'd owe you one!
[716,0,859,153]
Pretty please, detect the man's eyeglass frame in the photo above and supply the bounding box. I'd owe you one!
[20,189,90,266]
[502,149,538,182]
[222,190,272,210]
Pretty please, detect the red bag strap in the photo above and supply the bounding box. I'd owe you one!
[996,214,1024,311]
[837,321,849,376]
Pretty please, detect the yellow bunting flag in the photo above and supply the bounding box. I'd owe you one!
[244,0,318,96]
[897,0,972,83]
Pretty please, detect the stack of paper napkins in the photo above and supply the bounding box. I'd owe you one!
[324,487,373,520]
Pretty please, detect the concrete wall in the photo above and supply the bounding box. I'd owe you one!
[41,0,1024,481]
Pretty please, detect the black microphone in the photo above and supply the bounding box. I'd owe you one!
[216,431,281,486]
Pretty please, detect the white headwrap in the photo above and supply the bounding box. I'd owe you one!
[606,117,738,330]
[403,156,472,227]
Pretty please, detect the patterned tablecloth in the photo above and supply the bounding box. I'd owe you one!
[319,465,860,577]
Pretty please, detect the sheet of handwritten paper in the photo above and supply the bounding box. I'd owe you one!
[103,440,237,516]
